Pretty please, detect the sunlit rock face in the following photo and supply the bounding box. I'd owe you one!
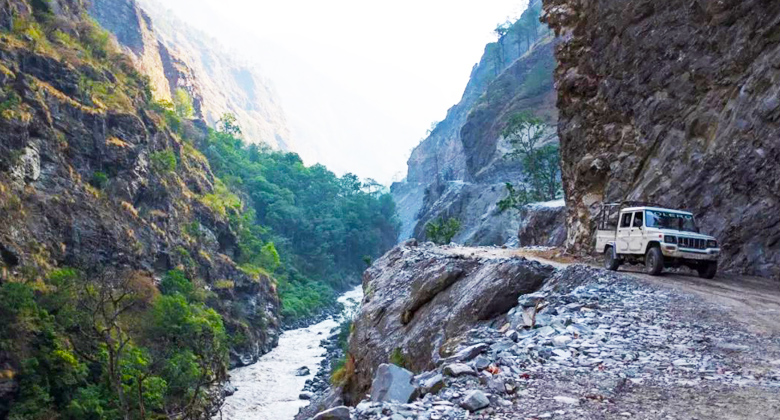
[90,0,294,150]
[544,0,780,276]
[392,0,560,247]
[0,0,279,371]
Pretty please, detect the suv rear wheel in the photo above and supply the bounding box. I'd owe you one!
[604,246,620,271]
[697,261,717,279]
[645,246,664,276]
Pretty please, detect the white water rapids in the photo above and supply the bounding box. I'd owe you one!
[214,286,363,420]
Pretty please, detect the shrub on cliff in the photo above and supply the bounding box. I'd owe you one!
[424,217,461,245]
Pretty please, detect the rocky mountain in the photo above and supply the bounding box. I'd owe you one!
[89,0,294,150]
[311,251,780,419]
[544,0,780,277]
[0,0,279,414]
[391,0,561,247]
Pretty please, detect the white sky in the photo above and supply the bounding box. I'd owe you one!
[151,0,528,184]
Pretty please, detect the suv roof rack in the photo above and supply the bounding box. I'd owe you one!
[597,200,666,230]
[602,200,665,209]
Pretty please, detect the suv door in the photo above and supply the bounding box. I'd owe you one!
[629,211,644,252]
[616,211,633,253]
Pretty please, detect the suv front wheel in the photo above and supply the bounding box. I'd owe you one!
[645,247,664,276]
[604,246,620,271]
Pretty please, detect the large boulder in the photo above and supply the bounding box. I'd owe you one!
[344,242,555,403]
[369,364,416,403]
[517,200,567,247]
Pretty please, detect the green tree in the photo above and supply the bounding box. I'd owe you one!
[173,88,194,119]
[499,112,561,211]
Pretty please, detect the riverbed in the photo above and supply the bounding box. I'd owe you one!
[215,286,362,420]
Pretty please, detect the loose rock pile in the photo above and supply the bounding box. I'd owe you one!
[314,265,780,419]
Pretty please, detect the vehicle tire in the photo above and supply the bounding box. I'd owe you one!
[645,246,664,276]
[697,261,717,279]
[604,246,620,271]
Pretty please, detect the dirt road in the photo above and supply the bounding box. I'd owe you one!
[441,246,780,336]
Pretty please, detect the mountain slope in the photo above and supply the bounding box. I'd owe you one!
[391,0,559,246]
[545,0,780,277]
[0,0,280,416]
[90,0,294,150]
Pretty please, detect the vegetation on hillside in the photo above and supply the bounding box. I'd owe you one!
[0,268,227,419]
[498,112,562,211]
[424,217,461,245]
[199,115,399,320]
[490,0,549,74]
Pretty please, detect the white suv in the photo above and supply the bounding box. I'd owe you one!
[595,204,720,278]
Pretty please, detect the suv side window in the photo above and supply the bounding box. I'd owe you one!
[620,212,632,228]
[633,211,644,228]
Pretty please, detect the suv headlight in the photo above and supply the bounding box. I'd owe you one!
[707,239,718,248]
[664,235,677,244]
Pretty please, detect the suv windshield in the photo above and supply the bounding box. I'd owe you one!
[646,210,698,232]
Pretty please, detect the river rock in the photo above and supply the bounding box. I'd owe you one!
[299,391,314,400]
[296,366,311,376]
[460,390,490,411]
[369,364,416,403]
[312,406,351,420]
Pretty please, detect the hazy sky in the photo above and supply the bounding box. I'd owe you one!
[152,0,528,184]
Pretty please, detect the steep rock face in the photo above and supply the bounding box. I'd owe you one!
[544,0,780,276]
[0,0,279,370]
[343,241,555,403]
[90,0,294,150]
[392,0,560,247]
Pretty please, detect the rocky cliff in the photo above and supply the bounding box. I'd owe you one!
[391,0,560,247]
[89,0,294,150]
[342,241,554,403]
[0,0,278,371]
[544,0,780,277]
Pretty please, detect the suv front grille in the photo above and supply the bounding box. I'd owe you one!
[678,237,707,249]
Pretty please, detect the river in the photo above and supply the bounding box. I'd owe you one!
[215,285,363,420]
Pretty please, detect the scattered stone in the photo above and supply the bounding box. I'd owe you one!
[295,366,311,376]
[299,391,314,400]
[552,335,572,348]
[460,390,490,411]
[473,355,491,371]
[450,343,489,362]
[443,363,476,377]
[419,373,446,395]
[553,396,580,405]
